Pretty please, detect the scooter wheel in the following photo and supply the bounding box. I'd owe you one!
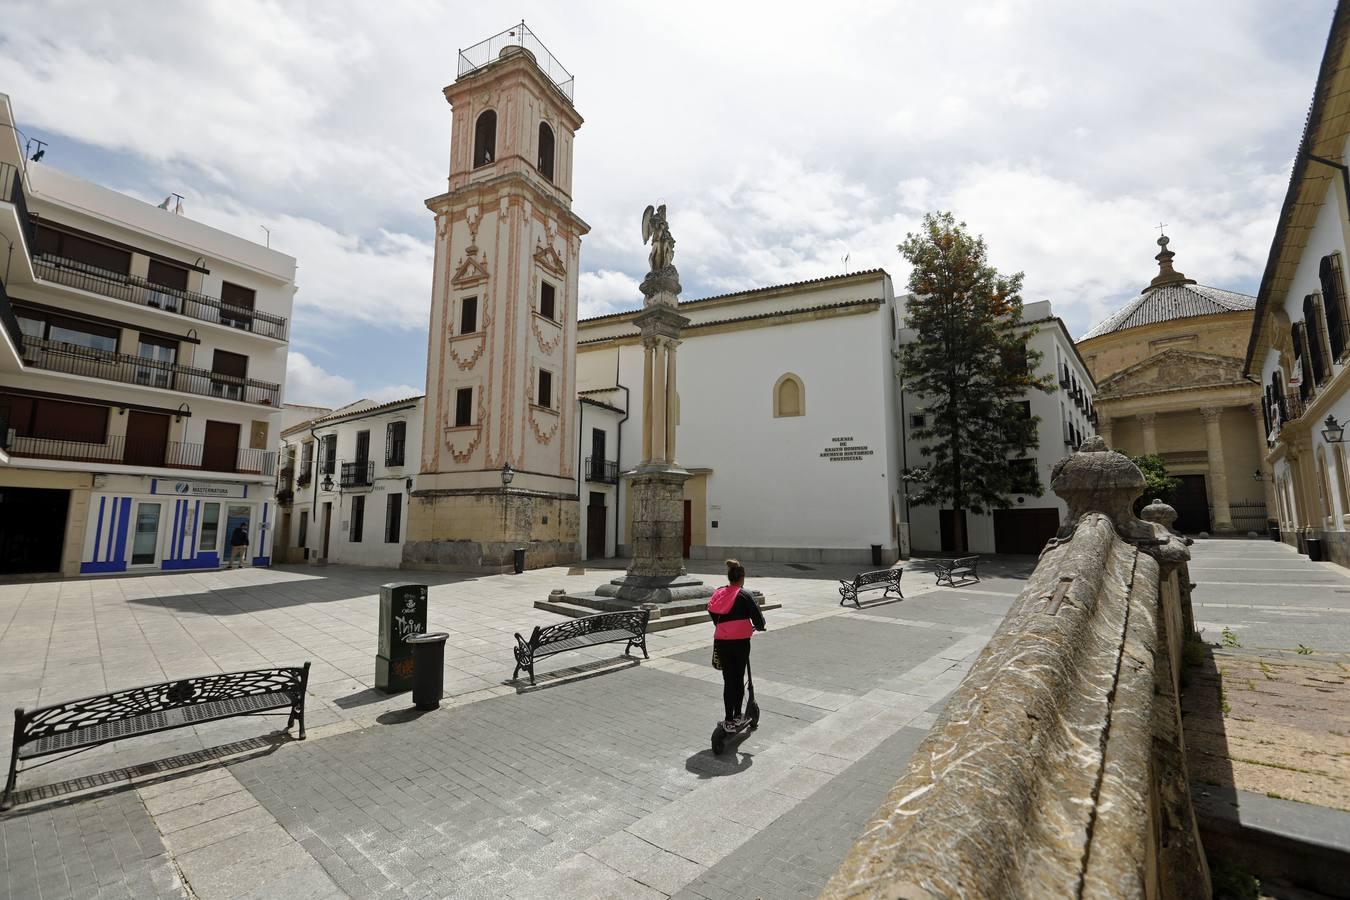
[711,727,726,756]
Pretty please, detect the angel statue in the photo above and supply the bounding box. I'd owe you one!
[641,204,676,273]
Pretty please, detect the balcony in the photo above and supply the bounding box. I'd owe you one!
[459,23,574,102]
[32,253,289,341]
[585,456,618,484]
[21,336,281,406]
[340,460,374,488]
[2,431,276,475]
[0,161,35,260]
[0,274,24,368]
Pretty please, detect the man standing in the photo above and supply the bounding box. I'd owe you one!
[228,523,249,568]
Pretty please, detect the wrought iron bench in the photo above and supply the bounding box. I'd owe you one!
[839,568,903,607]
[935,555,981,587]
[3,663,309,810]
[513,610,650,685]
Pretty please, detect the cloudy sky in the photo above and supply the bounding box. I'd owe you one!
[0,1,1334,406]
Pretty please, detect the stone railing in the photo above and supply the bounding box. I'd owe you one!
[823,437,1209,900]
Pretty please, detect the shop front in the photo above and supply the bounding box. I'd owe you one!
[79,475,273,575]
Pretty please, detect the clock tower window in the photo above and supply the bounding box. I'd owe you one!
[537,122,555,182]
[473,110,496,168]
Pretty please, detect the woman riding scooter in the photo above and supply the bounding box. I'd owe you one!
[708,559,766,733]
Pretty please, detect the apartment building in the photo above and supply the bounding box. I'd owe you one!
[277,397,423,567]
[0,93,296,577]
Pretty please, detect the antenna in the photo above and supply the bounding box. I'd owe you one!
[260,225,271,248]
[171,192,184,215]
[842,252,851,273]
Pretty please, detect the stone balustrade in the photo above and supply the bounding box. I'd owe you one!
[822,437,1209,899]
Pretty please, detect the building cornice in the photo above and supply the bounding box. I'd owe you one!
[425,171,589,235]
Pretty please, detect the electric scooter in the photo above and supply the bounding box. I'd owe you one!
[710,657,760,756]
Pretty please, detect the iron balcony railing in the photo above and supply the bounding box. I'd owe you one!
[21,335,281,406]
[1,431,276,475]
[296,468,313,488]
[32,254,289,341]
[458,22,574,101]
[0,162,35,252]
[0,274,24,356]
[340,460,374,488]
[585,456,618,484]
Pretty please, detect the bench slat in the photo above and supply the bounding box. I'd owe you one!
[534,629,635,655]
[19,692,289,759]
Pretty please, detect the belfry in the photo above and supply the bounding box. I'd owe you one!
[404,25,589,570]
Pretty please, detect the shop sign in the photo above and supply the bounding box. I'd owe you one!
[150,479,249,498]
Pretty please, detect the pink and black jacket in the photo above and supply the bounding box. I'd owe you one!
[708,585,766,640]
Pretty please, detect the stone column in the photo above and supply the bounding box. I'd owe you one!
[652,339,668,463]
[1201,407,1234,533]
[1250,403,1277,516]
[641,342,654,463]
[666,339,678,463]
[1098,416,1115,450]
[1138,412,1158,455]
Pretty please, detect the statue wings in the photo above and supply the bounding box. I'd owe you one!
[642,204,655,245]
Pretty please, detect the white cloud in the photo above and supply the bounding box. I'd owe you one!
[285,351,417,408]
[578,269,641,318]
[0,0,1333,359]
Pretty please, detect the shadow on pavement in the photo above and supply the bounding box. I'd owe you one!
[509,655,640,693]
[375,707,432,726]
[335,687,397,709]
[685,748,755,779]
[2,733,287,817]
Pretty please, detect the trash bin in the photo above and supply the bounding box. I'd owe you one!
[870,544,883,567]
[406,632,449,711]
[1268,522,1280,542]
[1307,537,1325,562]
[513,547,526,574]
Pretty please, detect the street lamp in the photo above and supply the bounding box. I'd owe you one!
[500,461,515,485]
[1322,415,1346,443]
[1252,469,1267,482]
[321,474,334,491]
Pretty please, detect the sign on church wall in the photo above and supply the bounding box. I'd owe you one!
[819,436,874,462]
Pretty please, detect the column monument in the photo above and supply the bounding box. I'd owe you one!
[548,205,773,626]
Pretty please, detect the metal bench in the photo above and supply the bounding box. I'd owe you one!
[839,568,903,607]
[935,555,981,587]
[3,663,309,810]
[513,610,649,685]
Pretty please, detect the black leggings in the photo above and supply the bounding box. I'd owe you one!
[715,639,751,720]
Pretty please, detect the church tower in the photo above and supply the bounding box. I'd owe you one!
[405,25,588,570]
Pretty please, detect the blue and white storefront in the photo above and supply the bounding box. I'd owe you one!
[79,475,273,575]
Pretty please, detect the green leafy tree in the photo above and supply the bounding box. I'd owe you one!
[899,212,1055,553]
[1130,454,1180,513]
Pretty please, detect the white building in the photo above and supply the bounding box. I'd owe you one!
[576,270,905,566]
[573,282,1091,565]
[900,299,1097,554]
[0,94,296,577]
[1247,8,1350,567]
[277,397,423,567]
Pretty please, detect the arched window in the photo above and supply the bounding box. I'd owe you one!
[473,110,496,168]
[537,122,555,182]
[773,373,804,418]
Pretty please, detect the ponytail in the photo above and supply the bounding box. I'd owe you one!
[726,558,745,584]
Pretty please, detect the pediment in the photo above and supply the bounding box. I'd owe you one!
[533,240,566,278]
[1096,348,1246,398]
[451,247,489,288]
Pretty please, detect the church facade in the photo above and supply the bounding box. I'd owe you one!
[1078,238,1267,535]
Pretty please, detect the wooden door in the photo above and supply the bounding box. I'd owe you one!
[682,499,692,559]
[940,509,967,553]
[586,492,607,559]
[993,508,1060,555]
[321,503,333,559]
[123,410,169,467]
[202,420,240,473]
[1171,475,1211,534]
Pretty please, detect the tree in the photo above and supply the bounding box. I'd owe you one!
[1130,454,1180,514]
[899,212,1055,553]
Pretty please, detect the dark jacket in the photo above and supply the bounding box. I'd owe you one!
[230,526,249,548]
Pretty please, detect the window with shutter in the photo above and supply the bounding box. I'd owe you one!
[539,282,556,321]
[321,435,337,474]
[538,370,553,408]
[455,388,473,427]
[385,494,402,543]
[210,349,248,401]
[1321,254,1348,360]
[386,421,406,465]
[350,495,365,543]
[460,296,478,334]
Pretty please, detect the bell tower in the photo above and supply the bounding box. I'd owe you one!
[405,24,589,571]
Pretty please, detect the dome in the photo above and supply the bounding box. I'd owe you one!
[1082,235,1255,340]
